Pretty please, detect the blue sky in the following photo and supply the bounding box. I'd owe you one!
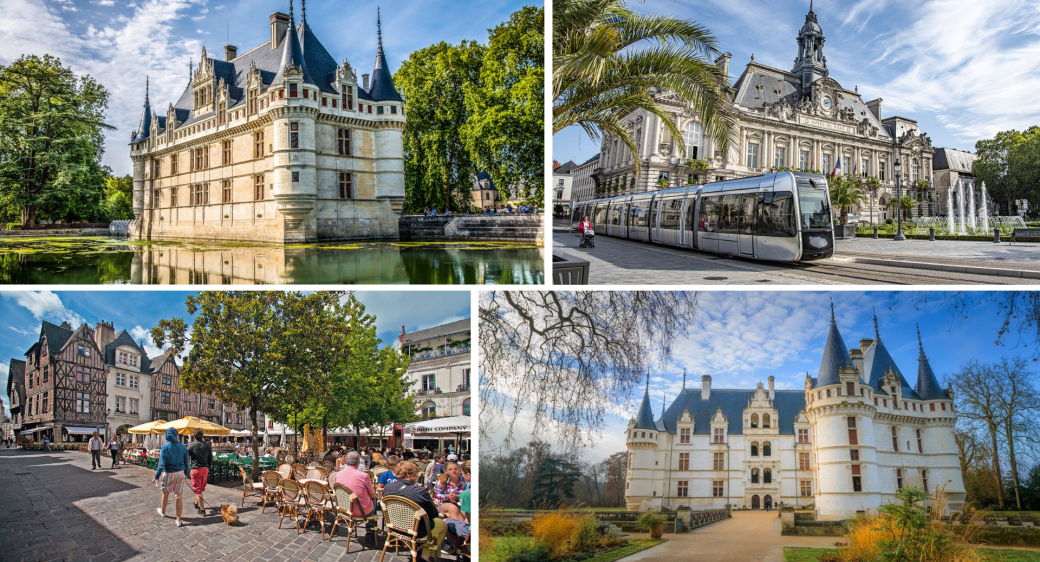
[0,0,533,176]
[554,0,1040,166]
[0,290,471,417]
[488,291,1034,462]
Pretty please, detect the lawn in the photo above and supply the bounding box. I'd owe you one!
[783,547,1040,562]
[496,507,631,512]
[485,537,665,562]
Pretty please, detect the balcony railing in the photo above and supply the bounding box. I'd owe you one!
[419,384,470,396]
[410,347,471,362]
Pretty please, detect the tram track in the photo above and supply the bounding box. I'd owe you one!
[776,260,989,285]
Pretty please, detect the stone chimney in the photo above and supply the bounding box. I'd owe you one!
[860,339,875,354]
[866,99,883,121]
[768,375,775,400]
[362,74,370,90]
[701,375,712,400]
[850,347,865,375]
[225,45,238,61]
[270,12,289,50]
[94,321,115,352]
[715,52,732,80]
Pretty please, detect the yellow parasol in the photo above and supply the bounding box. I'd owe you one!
[301,424,312,452]
[151,416,231,435]
[127,420,168,434]
[313,427,324,452]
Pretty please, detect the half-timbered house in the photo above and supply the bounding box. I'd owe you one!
[149,350,181,422]
[6,359,26,440]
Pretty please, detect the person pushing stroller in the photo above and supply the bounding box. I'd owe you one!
[578,216,594,248]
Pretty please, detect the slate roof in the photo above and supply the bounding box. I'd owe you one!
[131,79,151,144]
[862,331,920,400]
[914,330,949,400]
[815,305,851,388]
[731,62,891,140]
[652,388,806,436]
[135,8,398,142]
[473,170,495,192]
[7,358,25,395]
[104,330,153,373]
[40,321,73,355]
[555,160,579,174]
[400,319,470,345]
[633,384,657,430]
[933,147,976,173]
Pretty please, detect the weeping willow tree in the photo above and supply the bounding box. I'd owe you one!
[553,0,737,177]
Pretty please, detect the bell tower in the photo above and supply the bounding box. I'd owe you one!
[792,0,828,93]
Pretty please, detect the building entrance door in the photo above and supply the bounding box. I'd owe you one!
[751,495,760,509]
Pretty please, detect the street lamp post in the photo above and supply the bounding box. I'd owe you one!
[893,156,905,241]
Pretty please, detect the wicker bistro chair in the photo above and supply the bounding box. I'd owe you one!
[331,483,378,553]
[302,481,335,539]
[261,470,283,514]
[276,463,293,481]
[379,496,438,562]
[292,463,308,480]
[239,466,266,507]
[305,468,325,481]
[285,454,295,465]
[326,470,340,492]
[322,460,335,473]
[278,479,307,534]
[371,465,389,478]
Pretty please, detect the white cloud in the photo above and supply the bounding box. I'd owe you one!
[1,291,84,328]
[8,326,31,335]
[96,0,115,5]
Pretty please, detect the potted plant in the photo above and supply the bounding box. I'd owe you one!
[638,510,667,539]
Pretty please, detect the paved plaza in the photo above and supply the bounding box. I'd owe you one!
[622,511,839,562]
[553,222,1040,285]
[0,447,449,562]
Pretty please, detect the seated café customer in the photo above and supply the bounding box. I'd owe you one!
[433,460,469,511]
[377,455,400,493]
[382,461,450,562]
[441,460,472,555]
[334,451,378,546]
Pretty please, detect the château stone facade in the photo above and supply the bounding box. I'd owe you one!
[129,3,405,243]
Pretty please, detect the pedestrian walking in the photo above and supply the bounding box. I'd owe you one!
[153,428,191,527]
[88,432,103,469]
[187,429,212,515]
[108,435,121,468]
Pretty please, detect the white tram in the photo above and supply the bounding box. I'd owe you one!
[570,172,834,262]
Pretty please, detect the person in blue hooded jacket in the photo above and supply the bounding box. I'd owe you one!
[153,428,191,527]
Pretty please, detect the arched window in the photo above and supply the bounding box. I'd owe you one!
[750,414,759,428]
[763,442,771,456]
[751,469,759,483]
[764,468,772,483]
[751,442,759,456]
[762,414,771,428]
[462,398,471,417]
[912,158,920,182]
[683,121,704,160]
[421,401,436,418]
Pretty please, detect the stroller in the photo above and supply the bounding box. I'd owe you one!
[579,228,595,248]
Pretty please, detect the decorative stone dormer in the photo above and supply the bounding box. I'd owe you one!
[676,407,694,445]
[883,368,901,404]
[192,48,215,113]
[710,408,727,444]
[247,62,262,115]
[838,362,862,399]
[216,79,230,126]
[337,57,357,111]
[745,382,779,433]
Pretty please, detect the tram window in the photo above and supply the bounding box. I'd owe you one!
[717,194,752,234]
[594,205,608,225]
[650,201,660,229]
[798,179,833,229]
[661,198,683,230]
[611,205,623,225]
[756,192,796,237]
[699,196,720,232]
[630,201,648,227]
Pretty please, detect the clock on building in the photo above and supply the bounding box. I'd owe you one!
[821,96,832,110]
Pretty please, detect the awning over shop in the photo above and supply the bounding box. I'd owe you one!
[404,416,471,438]
[64,426,102,435]
[19,425,53,435]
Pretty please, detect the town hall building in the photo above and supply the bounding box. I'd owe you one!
[129,2,406,243]
[624,309,965,520]
[585,3,936,224]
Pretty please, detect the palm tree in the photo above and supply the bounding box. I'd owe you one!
[828,175,867,226]
[553,0,736,177]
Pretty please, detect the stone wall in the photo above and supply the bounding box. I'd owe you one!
[399,215,543,241]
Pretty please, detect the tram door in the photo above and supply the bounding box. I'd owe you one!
[738,192,757,256]
[650,198,662,243]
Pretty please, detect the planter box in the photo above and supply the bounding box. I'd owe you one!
[834,224,857,239]
[552,252,590,285]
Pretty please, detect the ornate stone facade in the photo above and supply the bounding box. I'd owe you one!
[587,5,936,223]
[624,311,965,521]
[129,4,405,243]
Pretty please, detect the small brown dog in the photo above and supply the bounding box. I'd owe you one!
[220,504,238,526]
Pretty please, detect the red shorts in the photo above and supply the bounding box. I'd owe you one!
[190,468,208,494]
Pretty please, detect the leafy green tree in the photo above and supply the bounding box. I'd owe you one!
[553,0,736,178]
[829,175,867,225]
[972,127,1040,216]
[0,54,113,226]
[152,292,334,478]
[462,6,544,204]
[103,174,133,221]
[396,41,485,213]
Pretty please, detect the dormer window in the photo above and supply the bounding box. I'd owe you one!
[342,86,353,110]
[249,88,258,114]
[289,84,298,98]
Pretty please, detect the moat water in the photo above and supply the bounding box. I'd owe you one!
[0,236,545,285]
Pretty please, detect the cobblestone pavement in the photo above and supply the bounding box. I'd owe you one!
[553,222,1040,285]
[621,510,839,562]
[0,448,452,562]
[837,238,1040,270]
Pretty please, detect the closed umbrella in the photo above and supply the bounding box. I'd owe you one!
[301,424,312,453]
[313,427,323,452]
[280,424,286,448]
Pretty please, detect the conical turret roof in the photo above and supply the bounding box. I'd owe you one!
[368,8,403,102]
[633,374,656,430]
[862,311,920,399]
[273,3,316,87]
[130,77,151,144]
[815,302,851,387]
[914,325,948,400]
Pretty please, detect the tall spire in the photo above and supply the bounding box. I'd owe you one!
[145,76,149,105]
[815,304,852,387]
[682,369,686,390]
[301,0,306,26]
[873,308,880,340]
[289,0,294,21]
[793,0,827,92]
[917,324,924,355]
[633,369,656,430]
[273,0,315,87]
[377,7,382,48]
[367,7,404,102]
[131,77,152,144]
[830,299,835,324]
[189,58,193,82]
[914,324,947,400]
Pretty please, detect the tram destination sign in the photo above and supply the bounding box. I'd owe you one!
[797,114,856,136]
